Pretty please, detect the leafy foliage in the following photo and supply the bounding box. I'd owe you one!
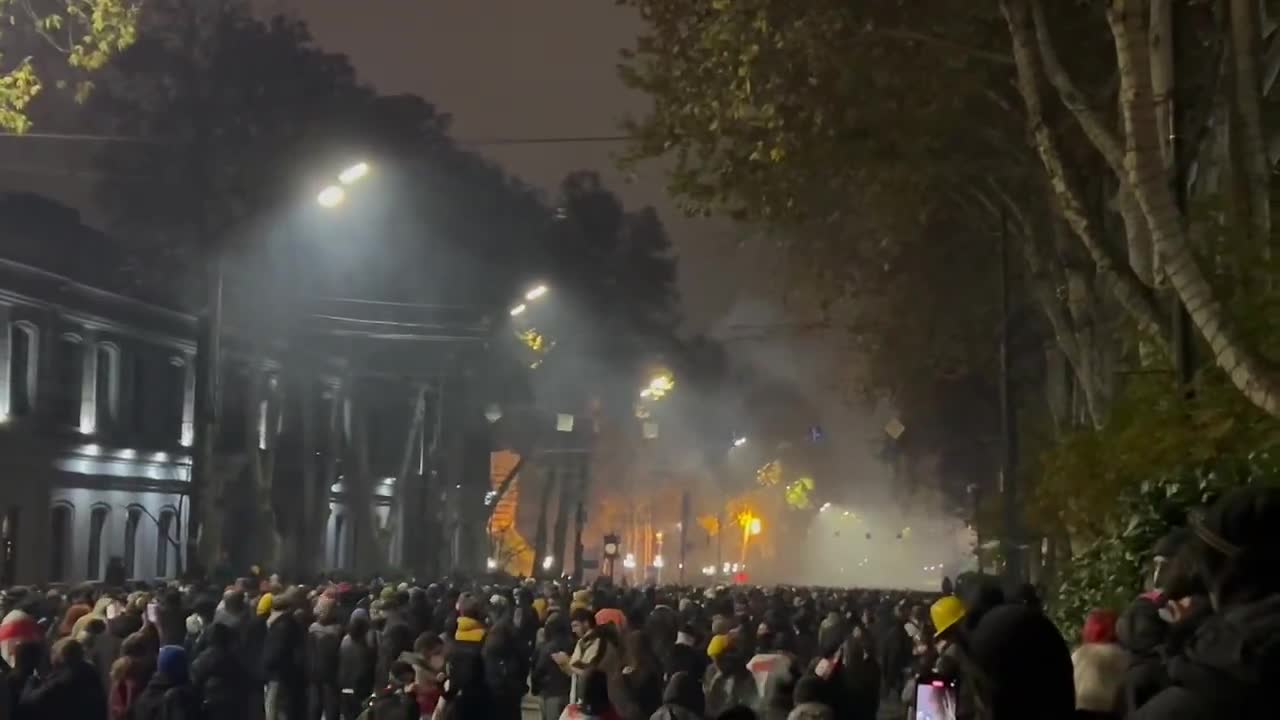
[1049,453,1280,634]
[0,0,139,131]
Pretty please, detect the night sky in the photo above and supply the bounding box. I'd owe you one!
[260,0,746,331]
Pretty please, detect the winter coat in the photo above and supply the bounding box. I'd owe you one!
[665,644,706,685]
[110,655,154,720]
[262,612,305,687]
[532,634,576,699]
[155,603,188,649]
[704,661,758,718]
[746,652,796,719]
[1071,643,1129,715]
[125,674,203,720]
[337,634,377,700]
[22,658,108,720]
[190,645,249,720]
[1131,595,1280,720]
[612,668,663,720]
[482,621,529,701]
[1116,595,1170,716]
[307,621,343,686]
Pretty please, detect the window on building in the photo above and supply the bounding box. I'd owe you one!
[2,506,19,586]
[50,504,71,582]
[55,335,83,427]
[333,513,345,568]
[95,343,119,432]
[124,507,141,579]
[131,351,148,435]
[88,506,109,581]
[9,323,37,417]
[156,509,174,577]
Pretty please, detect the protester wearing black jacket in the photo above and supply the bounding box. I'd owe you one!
[128,645,203,720]
[263,594,307,720]
[307,602,343,720]
[531,614,575,720]
[191,623,250,720]
[21,638,108,720]
[337,615,376,720]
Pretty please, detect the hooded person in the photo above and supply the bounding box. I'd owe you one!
[665,625,707,684]
[648,671,704,720]
[128,645,203,720]
[483,613,531,720]
[1132,487,1280,720]
[1072,609,1129,720]
[962,602,1075,720]
[444,597,489,711]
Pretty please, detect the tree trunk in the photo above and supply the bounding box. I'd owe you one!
[1230,0,1272,250]
[1003,0,1168,342]
[1110,0,1280,417]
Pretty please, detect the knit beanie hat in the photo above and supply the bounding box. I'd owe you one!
[158,644,188,684]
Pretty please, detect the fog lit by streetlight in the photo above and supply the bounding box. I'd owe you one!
[317,185,345,208]
[525,285,548,301]
[338,161,370,185]
[509,303,527,317]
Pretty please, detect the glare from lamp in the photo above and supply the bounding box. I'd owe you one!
[509,304,527,317]
[542,556,554,570]
[317,185,345,208]
[732,437,747,448]
[338,161,370,185]
[525,285,549,301]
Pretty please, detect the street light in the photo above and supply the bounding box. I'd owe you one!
[338,161,370,185]
[749,517,762,536]
[733,437,748,448]
[525,285,548,301]
[509,304,527,317]
[542,556,555,571]
[316,185,346,208]
[486,557,498,571]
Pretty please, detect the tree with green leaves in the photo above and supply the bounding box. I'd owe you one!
[0,0,139,131]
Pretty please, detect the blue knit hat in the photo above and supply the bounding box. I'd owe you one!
[157,645,188,684]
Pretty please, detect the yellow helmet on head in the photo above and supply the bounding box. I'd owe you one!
[930,595,966,636]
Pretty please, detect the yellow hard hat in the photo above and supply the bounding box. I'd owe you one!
[930,595,966,636]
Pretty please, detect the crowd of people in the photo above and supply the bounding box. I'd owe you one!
[0,486,1274,720]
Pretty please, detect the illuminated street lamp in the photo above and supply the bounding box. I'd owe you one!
[732,437,748,448]
[623,553,637,570]
[509,304,527,317]
[525,285,549,301]
[338,161,370,185]
[318,160,372,208]
[316,185,346,208]
[749,517,762,536]
[542,556,555,571]
[486,557,498,571]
